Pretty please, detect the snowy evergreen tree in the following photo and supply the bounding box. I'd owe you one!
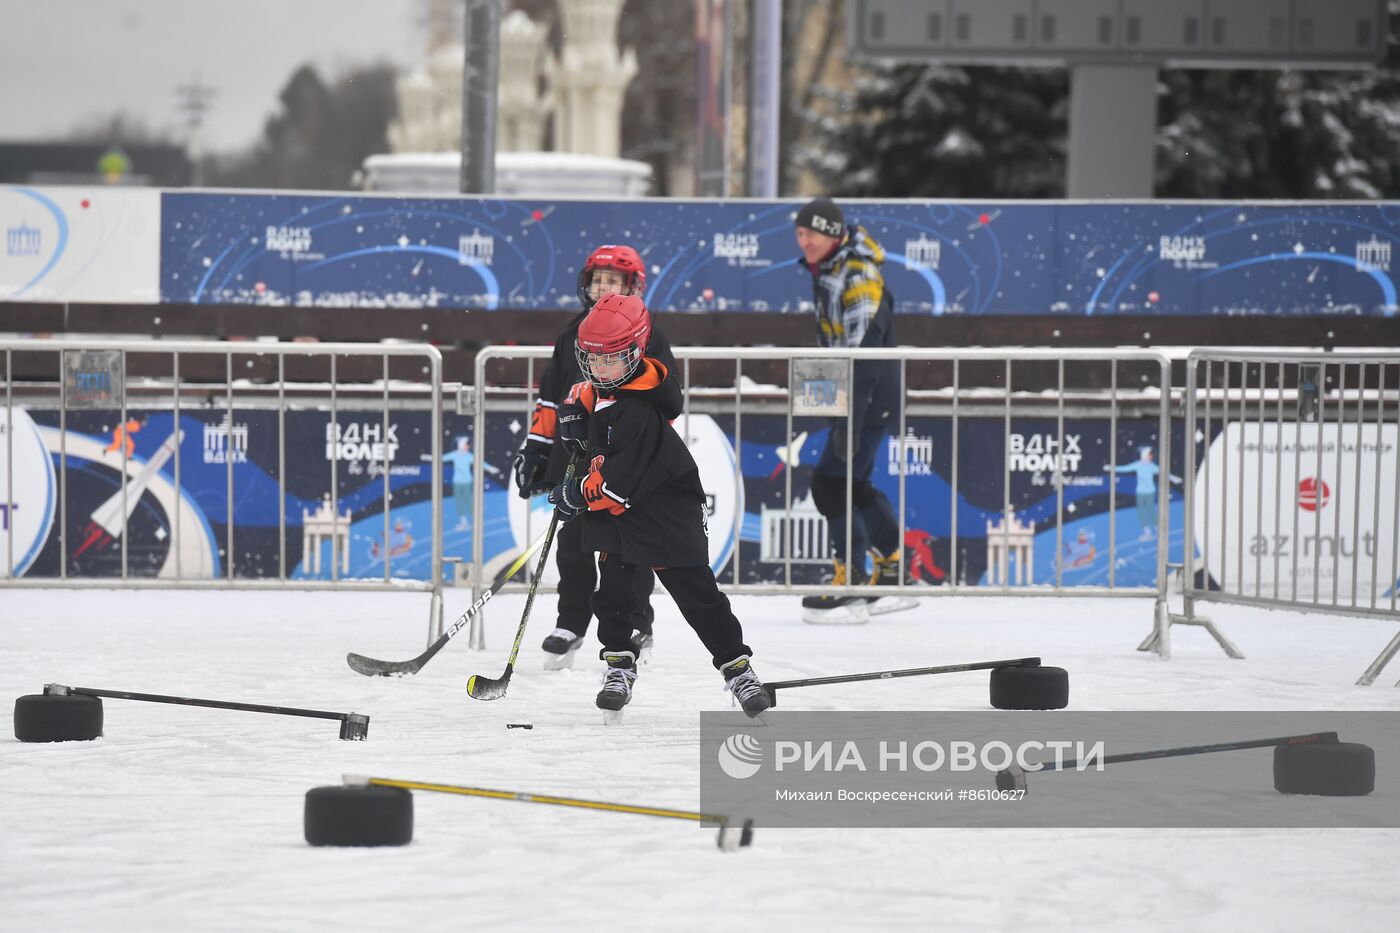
[1154,1,1400,198]
[799,60,1067,198]
[807,2,1399,199]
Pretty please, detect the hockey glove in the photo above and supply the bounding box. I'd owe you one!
[548,477,588,522]
[512,440,553,499]
[557,403,590,458]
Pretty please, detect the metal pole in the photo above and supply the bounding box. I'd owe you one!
[784,357,793,586]
[173,352,182,579]
[1155,355,1171,610]
[1002,359,1012,590]
[59,350,67,579]
[459,0,500,195]
[950,357,959,588]
[1369,363,1384,610]
[1273,361,1284,601]
[4,348,10,577]
[383,354,392,585]
[330,354,339,583]
[278,355,286,580]
[1351,363,1367,608]
[430,349,443,610]
[1254,363,1265,598]
[120,349,129,580]
[225,351,233,581]
[1182,357,1199,617]
[470,350,487,650]
[1332,364,1346,605]
[746,0,782,197]
[845,355,853,585]
[1055,359,1065,589]
[733,357,742,585]
[897,357,906,587]
[1108,359,1117,589]
[1200,360,1212,597]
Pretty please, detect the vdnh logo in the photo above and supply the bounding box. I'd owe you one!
[717,734,763,779]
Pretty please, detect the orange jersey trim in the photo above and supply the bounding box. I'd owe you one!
[581,454,627,515]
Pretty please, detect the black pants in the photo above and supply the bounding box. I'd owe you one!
[592,555,751,670]
[555,518,654,636]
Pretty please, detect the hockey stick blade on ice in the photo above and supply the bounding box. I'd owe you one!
[345,528,552,677]
[467,457,577,700]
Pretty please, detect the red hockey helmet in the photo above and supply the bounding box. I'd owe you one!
[577,244,647,310]
[575,293,652,391]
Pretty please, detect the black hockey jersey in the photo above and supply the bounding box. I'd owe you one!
[525,312,674,486]
[567,358,710,568]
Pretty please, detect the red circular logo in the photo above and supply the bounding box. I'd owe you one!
[1298,477,1330,511]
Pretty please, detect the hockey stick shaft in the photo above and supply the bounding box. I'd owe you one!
[345,526,552,676]
[466,455,578,699]
[764,657,1040,702]
[46,684,350,721]
[351,775,727,824]
[1035,730,1341,773]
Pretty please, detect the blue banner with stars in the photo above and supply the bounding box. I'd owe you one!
[159,193,1400,316]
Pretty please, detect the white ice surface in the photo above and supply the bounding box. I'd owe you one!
[3,588,1399,933]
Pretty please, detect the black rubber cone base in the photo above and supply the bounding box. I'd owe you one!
[989,665,1069,710]
[14,694,103,742]
[304,785,414,846]
[1274,741,1375,796]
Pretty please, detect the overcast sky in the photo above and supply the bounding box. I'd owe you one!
[0,0,425,153]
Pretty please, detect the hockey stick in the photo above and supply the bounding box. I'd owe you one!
[45,683,369,740]
[342,774,755,848]
[995,731,1340,791]
[466,456,578,700]
[345,526,553,677]
[762,657,1041,707]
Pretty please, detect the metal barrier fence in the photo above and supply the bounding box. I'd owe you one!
[1158,350,1400,685]
[469,346,1175,651]
[1,338,445,634]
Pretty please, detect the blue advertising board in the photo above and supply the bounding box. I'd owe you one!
[12,404,1186,591]
[160,193,1400,316]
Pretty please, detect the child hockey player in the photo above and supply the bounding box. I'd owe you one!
[546,293,772,720]
[511,245,672,669]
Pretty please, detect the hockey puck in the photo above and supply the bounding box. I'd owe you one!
[1274,741,1375,796]
[305,784,413,847]
[989,664,1069,710]
[14,693,104,742]
[506,723,534,730]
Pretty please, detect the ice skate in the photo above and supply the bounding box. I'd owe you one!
[721,655,772,719]
[630,629,655,666]
[802,560,871,624]
[541,628,585,671]
[865,551,918,617]
[597,650,637,724]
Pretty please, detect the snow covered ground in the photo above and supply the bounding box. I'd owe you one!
[4,587,1399,932]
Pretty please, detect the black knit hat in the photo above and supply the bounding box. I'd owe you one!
[794,197,845,237]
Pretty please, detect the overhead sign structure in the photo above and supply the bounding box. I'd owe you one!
[848,0,1388,68]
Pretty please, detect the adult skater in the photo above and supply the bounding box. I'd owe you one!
[511,245,672,669]
[793,197,912,624]
[547,293,772,720]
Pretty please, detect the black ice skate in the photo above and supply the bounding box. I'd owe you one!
[866,550,918,617]
[801,560,870,625]
[596,651,638,723]
[541,628,585,671]
[721,655,772,719]
[630,629,655,666]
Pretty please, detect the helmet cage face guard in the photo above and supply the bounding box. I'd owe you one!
[576,249,646,310]
[574,342,643,392]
